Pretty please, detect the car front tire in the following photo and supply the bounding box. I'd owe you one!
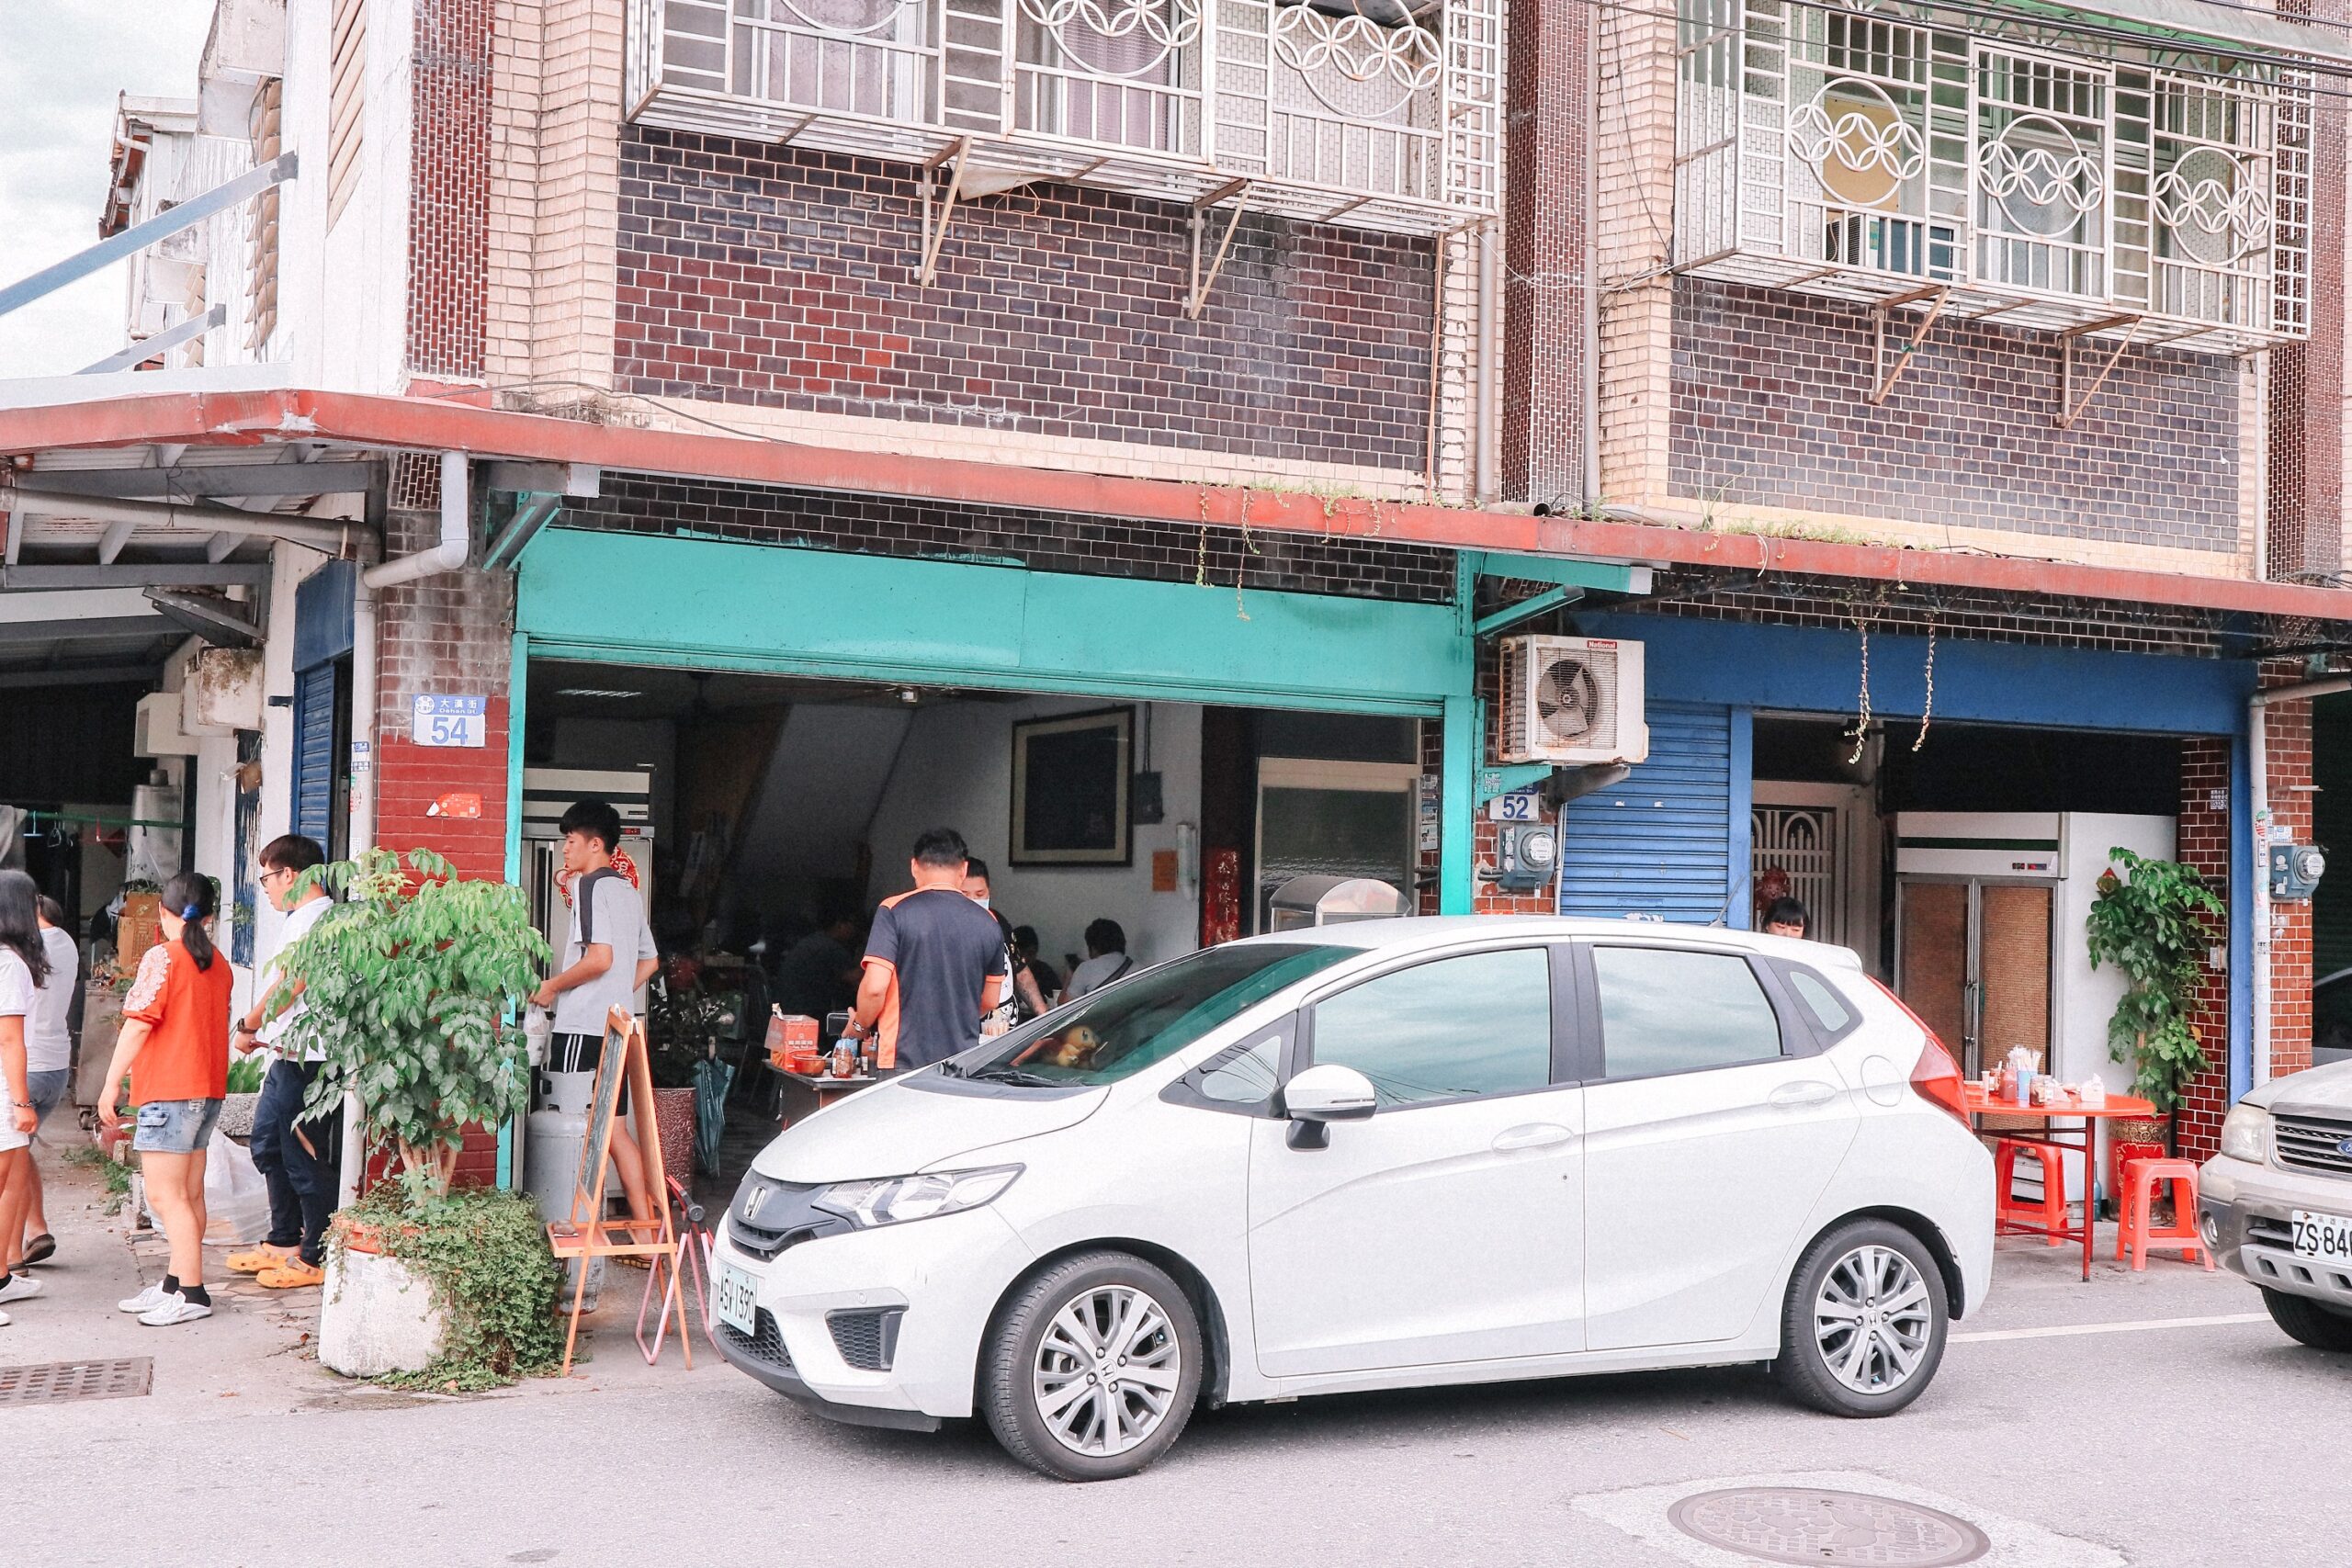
[2262,1287,2352,1352]
[979,1249,1204,1482]
[1775,1217,1950,1418]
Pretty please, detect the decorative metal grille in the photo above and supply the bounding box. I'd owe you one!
[1672,0,2315,352]
[1753,805,1843,942]
[627,0,1500,233]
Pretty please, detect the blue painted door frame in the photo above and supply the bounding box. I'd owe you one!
[514,527,1483,912]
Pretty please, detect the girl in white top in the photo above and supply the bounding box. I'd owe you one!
[15,897,79,1269]
[0,870,54,1322]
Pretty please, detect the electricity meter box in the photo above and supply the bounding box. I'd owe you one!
[1266,875,1409,931]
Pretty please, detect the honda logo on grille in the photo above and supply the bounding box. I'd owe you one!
[743,1185,771,1222]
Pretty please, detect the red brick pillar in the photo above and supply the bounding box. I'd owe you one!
[2176,740,2233,1159]
[371,455,514,883]
[2261,680,2318,1083]
[1500,0,1590,508]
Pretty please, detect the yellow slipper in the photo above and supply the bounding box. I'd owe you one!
[256,1258,326,1290]
[226,1244,295,1275]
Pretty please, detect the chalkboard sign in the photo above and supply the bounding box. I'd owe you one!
[573,1008,631,1222]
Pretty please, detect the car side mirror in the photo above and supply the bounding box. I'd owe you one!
[1281,1063,1377,1149]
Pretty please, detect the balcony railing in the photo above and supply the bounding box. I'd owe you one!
[1674,0,2312,353]
[628,0,1501,234]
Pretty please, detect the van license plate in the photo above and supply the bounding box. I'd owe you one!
[715,1260,761,1337]
[2291,1210,2352,1264]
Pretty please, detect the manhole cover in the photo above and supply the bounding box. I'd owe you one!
[1668,1487,1991,1566]
[0,1358,154,1407]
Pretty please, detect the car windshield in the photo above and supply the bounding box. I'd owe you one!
[956,942,1353,1087]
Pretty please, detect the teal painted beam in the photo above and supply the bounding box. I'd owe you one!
[1473,585,1578,638]
[1476,761,1555,805]
[520,530,1469,714]
[504,631,527,886]
[1467,549,1648,596]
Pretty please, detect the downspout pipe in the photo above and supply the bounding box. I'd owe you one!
[339,450,470,1202]
[2246,672,2352,1089]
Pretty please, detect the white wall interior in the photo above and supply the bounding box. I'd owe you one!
[864,697,1204,973]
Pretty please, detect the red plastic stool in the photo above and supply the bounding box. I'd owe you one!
[1995,1139,2068,1247]
[2107,1138,2165,1214]
[2118,1157,2213,1271]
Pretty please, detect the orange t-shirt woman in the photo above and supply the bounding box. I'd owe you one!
[96,872,232,1326]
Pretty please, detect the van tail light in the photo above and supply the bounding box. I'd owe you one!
[1868,977,1972,1130]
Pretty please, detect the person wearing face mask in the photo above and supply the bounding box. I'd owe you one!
[959,858,1048,1029]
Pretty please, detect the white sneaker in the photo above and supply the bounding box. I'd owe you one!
[138,1292,213,1326]
[118,1282,168,1314]
[0,1305,11,1327]
[0,1273,40,1303]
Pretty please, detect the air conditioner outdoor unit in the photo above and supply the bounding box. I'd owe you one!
[1498,635,1648,765]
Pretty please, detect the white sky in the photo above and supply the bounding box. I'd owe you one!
[0,1,217,379]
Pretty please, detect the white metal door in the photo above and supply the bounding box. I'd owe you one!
[1752,780,1875,961]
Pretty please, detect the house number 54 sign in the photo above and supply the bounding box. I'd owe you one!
[413,694,487,748]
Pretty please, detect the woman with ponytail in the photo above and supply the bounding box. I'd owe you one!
[0,870,51,1325]
[96,871,232,1326]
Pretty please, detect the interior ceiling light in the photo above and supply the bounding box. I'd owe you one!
[556,686,643,699]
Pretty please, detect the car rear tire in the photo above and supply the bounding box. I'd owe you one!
[980,1250,1204,1482]
[2262,1287,2352,1352]
[1774,1217,1949,1418]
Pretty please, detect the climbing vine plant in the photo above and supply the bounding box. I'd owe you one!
[2083,847,2226,1116]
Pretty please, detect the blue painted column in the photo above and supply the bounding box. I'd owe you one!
[1727,706,1755,929]
[2230,727,2254,1104]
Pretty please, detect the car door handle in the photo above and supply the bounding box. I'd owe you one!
[1491,1122,1575,1151]
[1769,1080,1840,1109]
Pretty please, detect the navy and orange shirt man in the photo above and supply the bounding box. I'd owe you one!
[849,827,1007,1070]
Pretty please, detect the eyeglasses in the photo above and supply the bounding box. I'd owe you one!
[259,867,292,885]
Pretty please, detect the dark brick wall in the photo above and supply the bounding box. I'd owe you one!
[1668,279,2240,554]
[568,472,1458,605]
[1502,0,1589,508]
[406,0,492,382]
[615,128,1436,472]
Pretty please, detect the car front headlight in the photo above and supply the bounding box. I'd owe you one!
[2219,1102,2271,1164]
[814,1165,1022,1229]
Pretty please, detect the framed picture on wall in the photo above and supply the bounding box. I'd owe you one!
[1011,706,1134,866]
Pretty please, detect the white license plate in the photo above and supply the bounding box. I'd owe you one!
[2291,1209,2352,1264]
[714,1260,761,1337]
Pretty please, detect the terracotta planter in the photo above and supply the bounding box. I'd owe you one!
[652,1087,695,1191]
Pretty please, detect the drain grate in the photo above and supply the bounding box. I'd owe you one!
[1668,1487,1991,1567]
[0,1358,155,1407]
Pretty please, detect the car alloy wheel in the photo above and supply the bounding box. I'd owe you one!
[1031,1283,1185,1458]
[1813,1243,1933,1395]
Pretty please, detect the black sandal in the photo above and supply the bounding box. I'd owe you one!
[21,1234,54,1267]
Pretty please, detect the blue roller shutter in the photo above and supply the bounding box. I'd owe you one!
[291,662,337,846]
[1555,701,1733,923]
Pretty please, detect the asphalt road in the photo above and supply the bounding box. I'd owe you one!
[8,1199,2348,1568]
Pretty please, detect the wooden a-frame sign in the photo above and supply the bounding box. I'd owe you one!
[547,1006,691,1376]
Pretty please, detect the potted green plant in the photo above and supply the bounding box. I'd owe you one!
[275,848,564,1385]
[2084,846,2227,1155]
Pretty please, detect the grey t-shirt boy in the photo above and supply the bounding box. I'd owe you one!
[552,868,656,1035]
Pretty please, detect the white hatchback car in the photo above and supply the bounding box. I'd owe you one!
[710,919,1994,1480]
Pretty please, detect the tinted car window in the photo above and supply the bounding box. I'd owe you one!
[961,942,1352,1086]
[1195,1032,1283,1105]
[1592,946,1783,1078]
[1310,947,1552,1108]
[1786,968,1857,1036]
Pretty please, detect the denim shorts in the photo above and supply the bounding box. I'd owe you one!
[133,1097,224,1155]
[26,1068,68,1119]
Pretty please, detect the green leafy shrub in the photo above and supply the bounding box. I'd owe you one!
[2085,847,2226,1116]
[275,847,549,1192]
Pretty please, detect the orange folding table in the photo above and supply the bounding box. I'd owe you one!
[1963,1085,2160,1281]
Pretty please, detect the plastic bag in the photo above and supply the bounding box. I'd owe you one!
[145,1127,271,1243]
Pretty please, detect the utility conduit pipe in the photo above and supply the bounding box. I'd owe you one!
[339,450,470,1201]
[2247,673,2352,1089]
